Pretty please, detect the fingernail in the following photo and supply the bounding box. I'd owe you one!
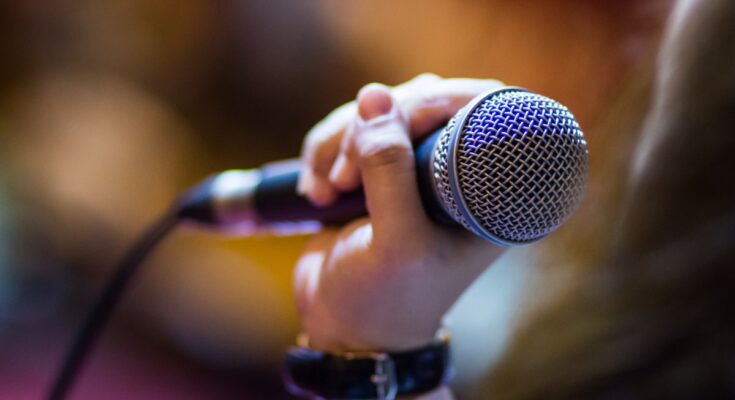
[357,84,394,122]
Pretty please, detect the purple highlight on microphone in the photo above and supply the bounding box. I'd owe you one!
[432,88,588,245]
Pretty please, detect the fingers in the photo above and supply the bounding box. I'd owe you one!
[298,102,356,206]
[327,82,394,192]
[351,84,431,243]
[328,123,362,191]
[396,76,504,135]
[326,76,503,194]
[299,74,504,206]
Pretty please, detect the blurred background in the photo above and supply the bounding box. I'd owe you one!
[0,1,672,398]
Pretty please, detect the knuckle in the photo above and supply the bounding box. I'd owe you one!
[359,81,386,92]
[303,129,342,174]
[358,137,413,169]
[311,142,337,174]
[302,103,355,160]
[303,126,330,154]
[395,75,443,114]
[301,134,322,163]
[413,72,441,84]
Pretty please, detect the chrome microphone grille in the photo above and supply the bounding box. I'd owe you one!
[433,88,588,245]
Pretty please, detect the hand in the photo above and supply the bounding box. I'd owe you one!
[294,75,506,353]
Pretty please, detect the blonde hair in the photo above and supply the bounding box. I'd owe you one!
[480,0,735,398]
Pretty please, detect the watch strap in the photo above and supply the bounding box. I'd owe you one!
[283,334,451,399]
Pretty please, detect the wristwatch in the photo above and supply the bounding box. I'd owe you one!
[283,331,451,400]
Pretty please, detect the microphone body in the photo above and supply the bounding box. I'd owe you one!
[179,88,588,246]
[181,128,447,234]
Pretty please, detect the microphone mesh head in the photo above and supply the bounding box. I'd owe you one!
[433,88,588,245]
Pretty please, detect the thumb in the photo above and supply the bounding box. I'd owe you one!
[353,84,431,243]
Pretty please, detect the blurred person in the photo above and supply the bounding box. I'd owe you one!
[289,0,735,398]
[480,0,735,397]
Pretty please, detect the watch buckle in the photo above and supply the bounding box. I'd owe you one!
[370,353,398,400]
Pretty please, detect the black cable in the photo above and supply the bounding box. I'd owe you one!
[47,210,182,400]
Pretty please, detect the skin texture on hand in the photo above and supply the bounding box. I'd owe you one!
[294,75,506,354]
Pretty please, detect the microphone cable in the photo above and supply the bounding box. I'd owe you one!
[46,177,218,399]
[46,208,182,400]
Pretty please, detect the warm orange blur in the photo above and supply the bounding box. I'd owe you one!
[0,1,670,398]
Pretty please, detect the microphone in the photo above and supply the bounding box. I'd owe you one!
[178,87,588,246]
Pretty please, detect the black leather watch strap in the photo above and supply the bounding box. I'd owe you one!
[283,333,451,399]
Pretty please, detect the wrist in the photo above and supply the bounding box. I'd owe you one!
[283,329,452,399]
[300,312,443,354]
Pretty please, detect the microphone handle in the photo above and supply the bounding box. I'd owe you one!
[253,128,455,227]
[254,169,366,225]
